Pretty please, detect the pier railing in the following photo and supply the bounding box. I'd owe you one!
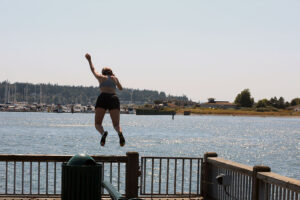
[1,152,300,200]
[0,152,139,199]
[256,171,300,200]
[140,156,203,197]
[203,152,300,200]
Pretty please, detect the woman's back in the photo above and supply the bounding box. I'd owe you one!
[99,75,118,94]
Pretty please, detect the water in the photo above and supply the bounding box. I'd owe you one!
[0,112,299,180]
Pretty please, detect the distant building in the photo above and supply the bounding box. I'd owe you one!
[200,101,237,109]
[288,105,300,112]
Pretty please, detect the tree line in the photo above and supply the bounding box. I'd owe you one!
[0,81,188,105]
[234,89,300,110]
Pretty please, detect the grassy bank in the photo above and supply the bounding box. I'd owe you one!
[173,108,300,117]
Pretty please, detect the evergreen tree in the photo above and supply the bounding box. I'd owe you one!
[291,98,300,106]
[234,89,254,107]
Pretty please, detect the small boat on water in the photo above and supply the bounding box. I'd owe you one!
[73,104,82,113]
[184,111,191,115]
[136,108,175,115]
[128,107,135,114]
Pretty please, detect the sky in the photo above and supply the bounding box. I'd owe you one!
[0,0,299,102]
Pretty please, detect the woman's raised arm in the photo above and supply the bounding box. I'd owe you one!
[85,53,102,79]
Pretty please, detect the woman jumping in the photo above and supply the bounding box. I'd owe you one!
[85,53,125,147]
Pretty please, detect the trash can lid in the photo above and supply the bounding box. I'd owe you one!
[67,154,96,166]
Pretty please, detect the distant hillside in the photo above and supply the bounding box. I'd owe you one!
[0,81,188,105]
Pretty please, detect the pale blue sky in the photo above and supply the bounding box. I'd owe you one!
[1,0,299,102]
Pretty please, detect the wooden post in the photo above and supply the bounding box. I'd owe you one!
[126,151,139,199]
[201,152,218,199]
[252,165,271,200]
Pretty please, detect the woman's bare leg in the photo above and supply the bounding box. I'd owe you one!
[95,108,106,135]
[109,109,125,146]
[109,109,122,134]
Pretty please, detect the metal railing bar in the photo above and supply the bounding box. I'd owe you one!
[22,161,24,194]
[218,167,221,199]
[166,158,169,195]
[230,169,234,200]
[151,158,154,195]
[38,162,40,194]
[46,161,48,194]
[250,176,252,199]
[189,159,192,196]
[101,162,104,195]
[220,168,224,200]
[238,172,241,199]
[5,161,8,194]
[271,184,274,200]
[239,172,242,199]
[174,158,177,194]
[234,171,238,199]
[140,158,143,194]
[241,172,245,199]
[197,158,200,195]
[223,168,226,200]
[241,173,244,199]
[235,171,238,199]
[13,161,16,194]
[158,158,162,194]
[143,158,146,194]
[181,159,184,194]
[110,162,112,183]
[245,174,248,199]
[117,162,120,191]
[244,173,247,199]
[247,175,251,200]
[269,183,272,200]
[231,170,234,199]
[264,182,267,200]
[268,183,271,200]
[30,162,32,194]
[279,187,282,200]
[275,185,278,200]
[54,162,56,194]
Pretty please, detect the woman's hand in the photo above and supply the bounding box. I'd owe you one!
[85,53,91,61]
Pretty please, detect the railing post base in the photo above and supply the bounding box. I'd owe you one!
[252,165,271,200]
[201,152,218,198]
[126,151,139,199]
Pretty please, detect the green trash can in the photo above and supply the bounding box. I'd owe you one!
[62,154,102,200]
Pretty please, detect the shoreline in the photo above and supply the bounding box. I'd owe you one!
[1,110,300,118]
[179,112,300,118]
[172,108,300,118]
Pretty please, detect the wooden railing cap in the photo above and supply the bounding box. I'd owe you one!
[253,165,271,172]
[126,151,139,155]
[204,152,218,161]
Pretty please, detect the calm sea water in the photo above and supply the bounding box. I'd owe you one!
[0,112,299,180]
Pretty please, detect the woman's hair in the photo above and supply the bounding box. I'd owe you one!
[102,67,114,76]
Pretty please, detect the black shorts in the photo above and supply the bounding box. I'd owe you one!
[95,93,120,110]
